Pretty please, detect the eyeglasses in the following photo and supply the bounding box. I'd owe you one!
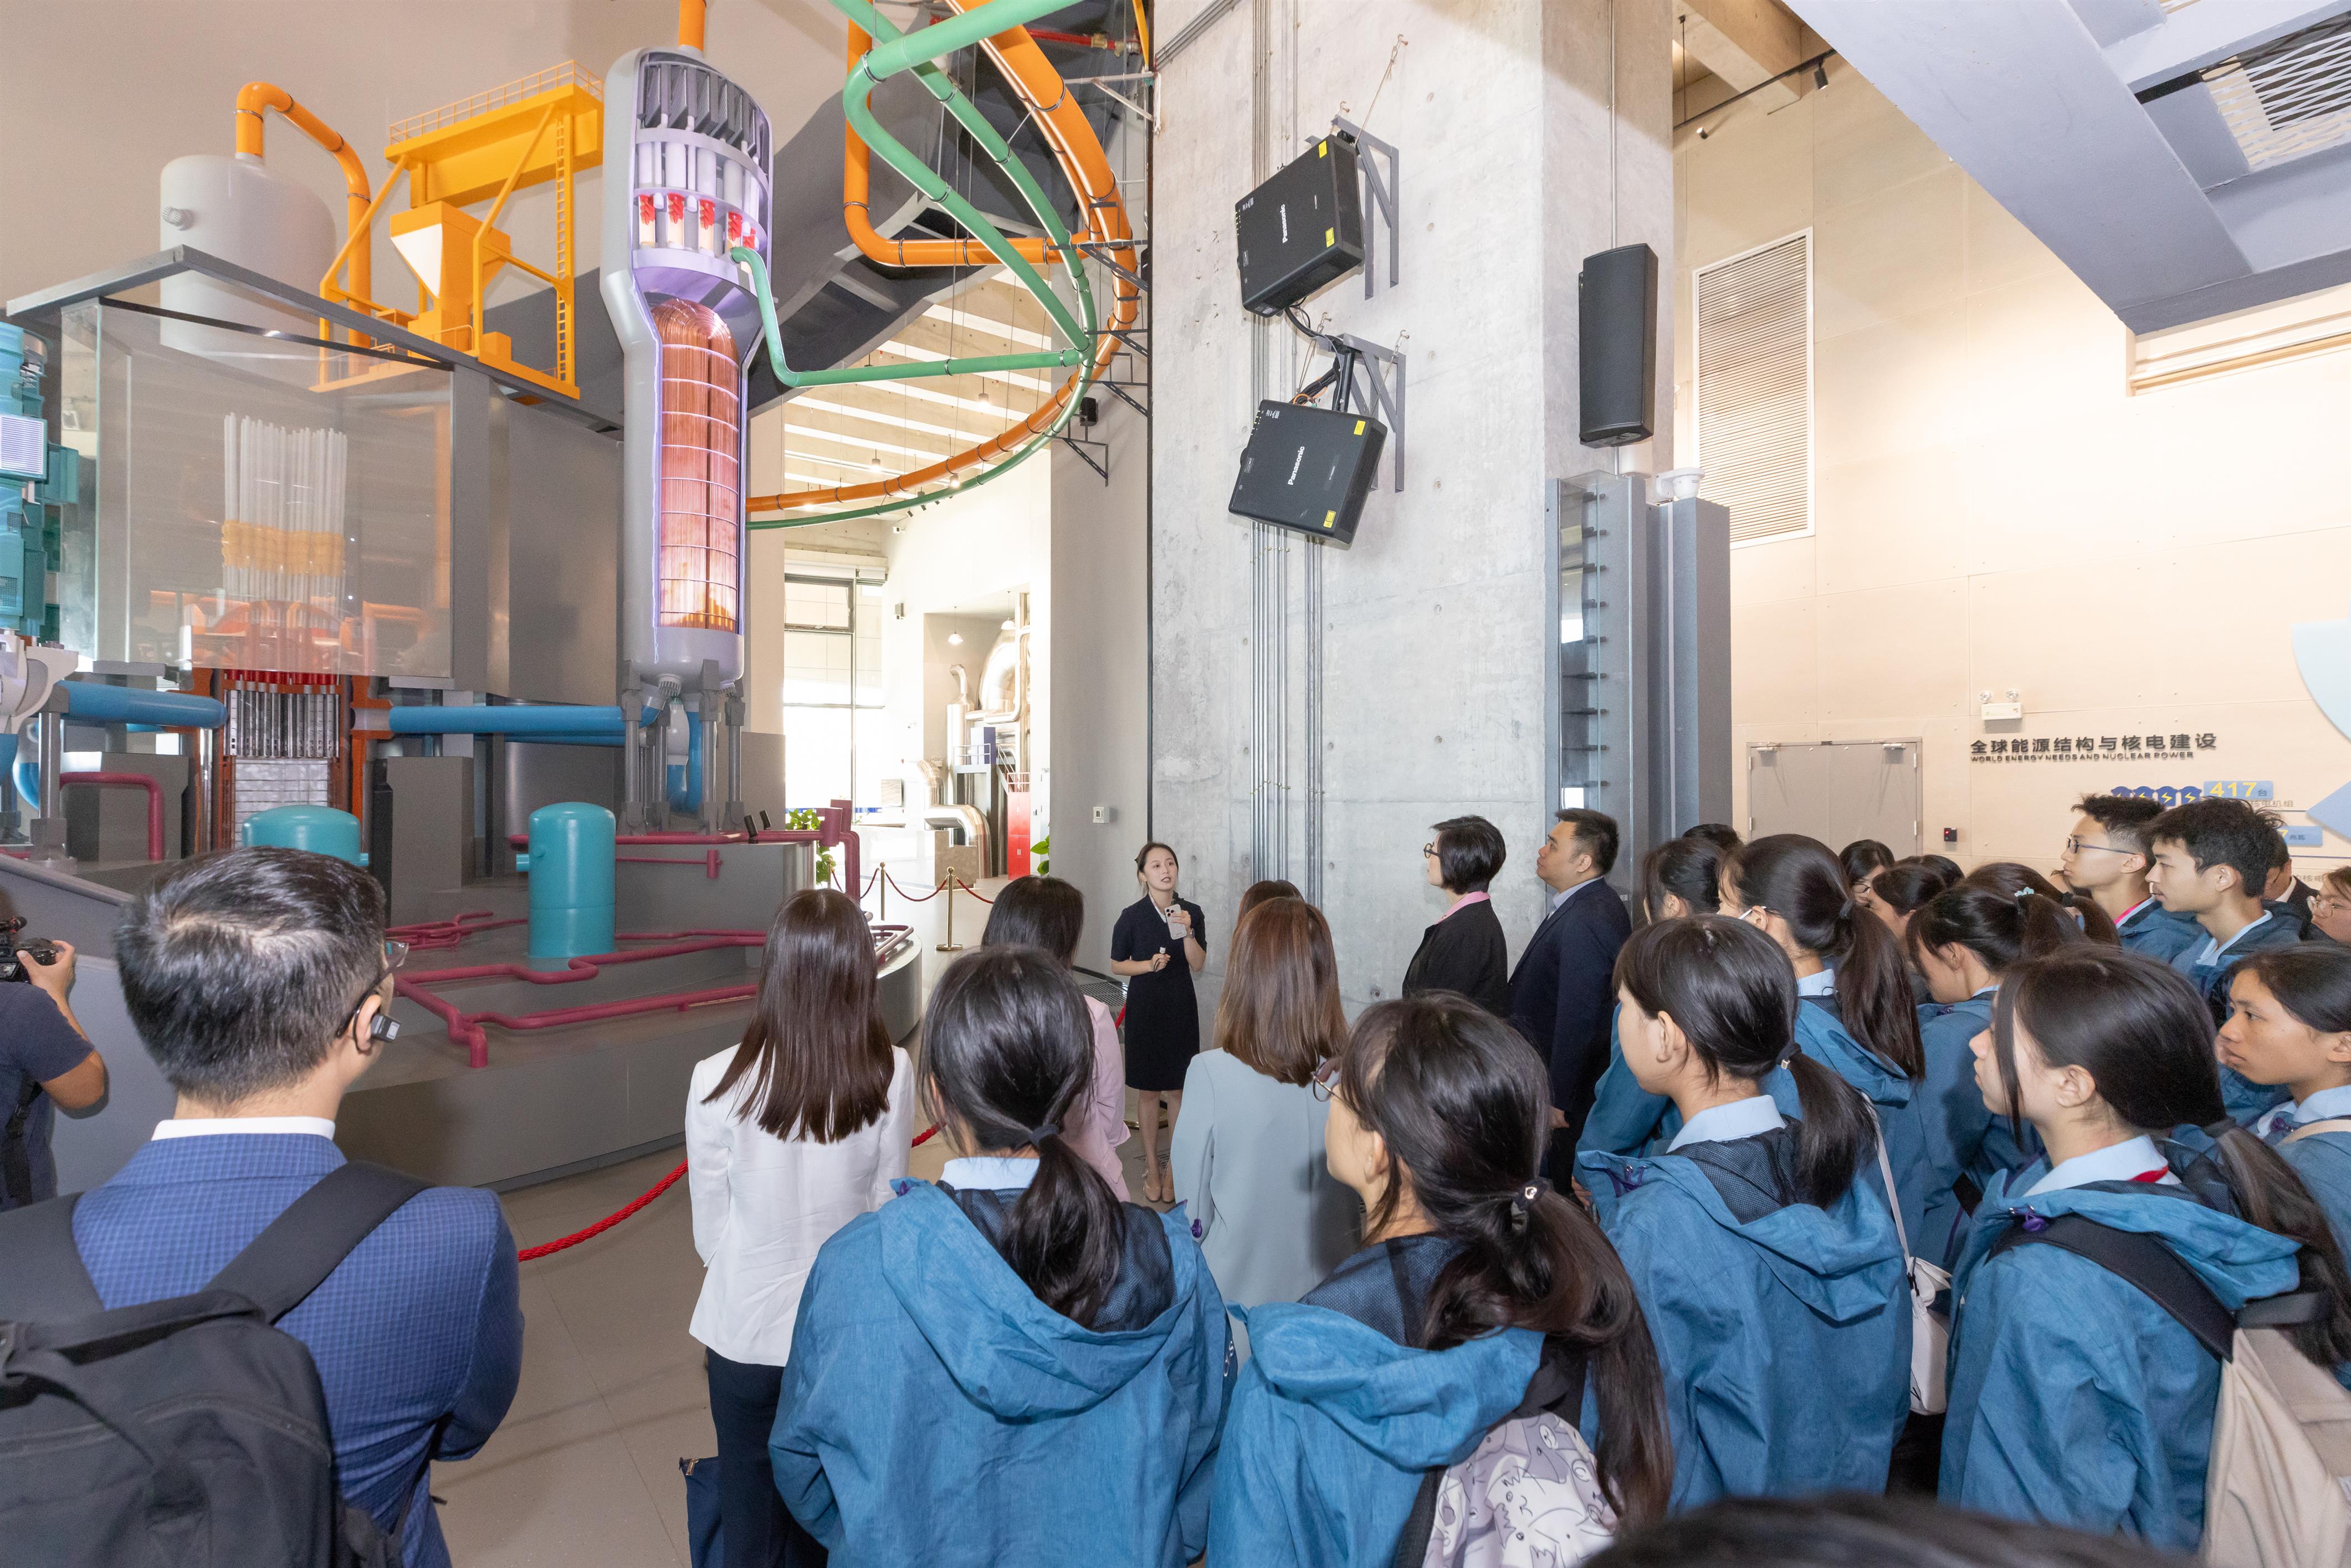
[1422,843,1437,858]
[2064,837,2134,857]
[342,940,409,1036]
[384,939,409,971]
[2316,893,2351,919]
[1310,1057,1343,1103]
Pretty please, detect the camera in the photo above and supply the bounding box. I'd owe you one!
[0,916,59,984]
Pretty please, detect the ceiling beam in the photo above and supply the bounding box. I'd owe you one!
[1679,0,1805,96]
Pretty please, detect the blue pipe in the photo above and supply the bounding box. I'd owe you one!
[387,705,624,737]
[58,680,225,729]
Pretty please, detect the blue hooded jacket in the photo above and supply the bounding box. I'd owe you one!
[2169,915,2303,1124]
[1915,996,2040,1268]
[1940,1163,2304,1551]
[1579,1128,1909,1510]
[770,1182,1231,1568]
[1577,998,1934,1246]
[2119,902,2204,964]
[1207,1301,1544,1568]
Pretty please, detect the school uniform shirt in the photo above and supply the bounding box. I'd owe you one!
[2172,914,2304,1123]
[2116,899,2205,965]
[1916,992,2041,1269]
[2257,1087,2351,1279]
[1576,979,1935,1249]
[1940,1147,2301,1551]
[1579,1106,1910,1510]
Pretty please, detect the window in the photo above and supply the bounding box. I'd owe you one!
[780,576,880,808]
[1693,232,1812,547]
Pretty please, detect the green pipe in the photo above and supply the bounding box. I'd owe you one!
[736,0,1109,527]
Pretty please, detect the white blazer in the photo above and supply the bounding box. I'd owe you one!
[685,1043,916,1366]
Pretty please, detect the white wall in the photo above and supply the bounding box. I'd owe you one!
[1679,58,2351,875]
[1,0,844,307]
[1050,399,1150,973]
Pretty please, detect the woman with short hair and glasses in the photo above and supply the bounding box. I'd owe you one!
[2314,867,2351,946]
[1401,815,1511,1014]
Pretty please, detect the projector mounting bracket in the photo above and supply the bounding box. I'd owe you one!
[1332,334,1406,493]
[1329,116,1400,300]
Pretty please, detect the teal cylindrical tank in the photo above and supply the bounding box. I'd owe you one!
[242,805,363,864]
[527,802,615,963]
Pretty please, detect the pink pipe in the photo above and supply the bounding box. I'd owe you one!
[61,772,165,862]
[393,935,762,1068]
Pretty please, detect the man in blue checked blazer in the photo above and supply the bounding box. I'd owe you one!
[67,848,523,1568]
[1507,808,1632,1166]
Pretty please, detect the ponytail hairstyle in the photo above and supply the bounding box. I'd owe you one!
[1339,995,1672,1525]
[1638,836,1724,925]
[1871,862,1957,920]
[1905,853,1964,883]
[1963,860,2119,945]
[1907,880,2083,978]
[1723,834,1925,1079]
[919,946,1126,1328]
[1614,916,1876,1210]
[1993,947,2351,1370]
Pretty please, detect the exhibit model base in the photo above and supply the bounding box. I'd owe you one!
[11,853,921,1194]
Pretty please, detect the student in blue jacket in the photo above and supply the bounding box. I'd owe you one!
[1580,837,1725,1158]
[2221,946,2351,1265]
[2146,797,2303,1122]
[1208,995,1672,1568]
[1579,915,1909,1509]
[1940,947,2351,1550]
[1907,873,2099,1264]
[770,946,1230,1568]
[1585,836,1933,1243]
[2062,793,2203,962]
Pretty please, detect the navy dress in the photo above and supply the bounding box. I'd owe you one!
[1114,895,1207,1092]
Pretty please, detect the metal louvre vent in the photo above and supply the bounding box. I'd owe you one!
[2204,11,2351,171]
[0,413,42,481]
[1693,233,1811,546]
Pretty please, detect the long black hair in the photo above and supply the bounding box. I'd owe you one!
[1638,836,1723,925]
[1339,995,1672,1525]
[704,889,893,1141]
[1724,834,1925,1079]
[1963,861,2118,945]
[1994,947,2351,1370]
[981,875,1084,966]
[1907,880,2083,978]
[920,946,1126,1328]
[1614,916,1875,1209]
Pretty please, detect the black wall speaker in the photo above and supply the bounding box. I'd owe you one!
[1579,243,1658,448]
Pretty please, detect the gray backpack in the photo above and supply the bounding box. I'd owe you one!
[1390,1328,1619,1566]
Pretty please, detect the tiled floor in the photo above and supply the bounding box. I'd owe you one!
[433,882,1165,1568]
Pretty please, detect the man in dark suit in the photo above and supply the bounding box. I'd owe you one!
[62,848,522,1568]
[1507,808,1631,1167]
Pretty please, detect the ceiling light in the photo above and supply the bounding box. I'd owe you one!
[868,450,884,471]
[947,632,963,645]
[1695,125,1710,139]
[1001,618,1015,631]
[1813,63,1830,90]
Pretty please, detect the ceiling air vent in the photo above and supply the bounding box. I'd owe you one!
[2201,10,2351,171]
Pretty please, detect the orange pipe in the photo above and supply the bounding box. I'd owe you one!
[235,83,372,325]
[756,8,1140,513]
[842,21,1058,268]
[679,0,706,50]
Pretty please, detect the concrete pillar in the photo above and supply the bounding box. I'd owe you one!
[1150,0,1675,1008]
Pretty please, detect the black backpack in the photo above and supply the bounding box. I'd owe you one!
[0,1161,428,1567]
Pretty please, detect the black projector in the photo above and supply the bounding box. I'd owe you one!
[1235,136,1365,316]
[1228,402,1386,547]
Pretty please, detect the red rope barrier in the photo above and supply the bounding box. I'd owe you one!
[883,869,946,903]
[953,875,994,905]
[517,1124,945,1260]
[518,1161,685,1260]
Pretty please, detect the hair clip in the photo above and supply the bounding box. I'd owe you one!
[1510,1178,1549,1214]
[1029,1122,1061,1145]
